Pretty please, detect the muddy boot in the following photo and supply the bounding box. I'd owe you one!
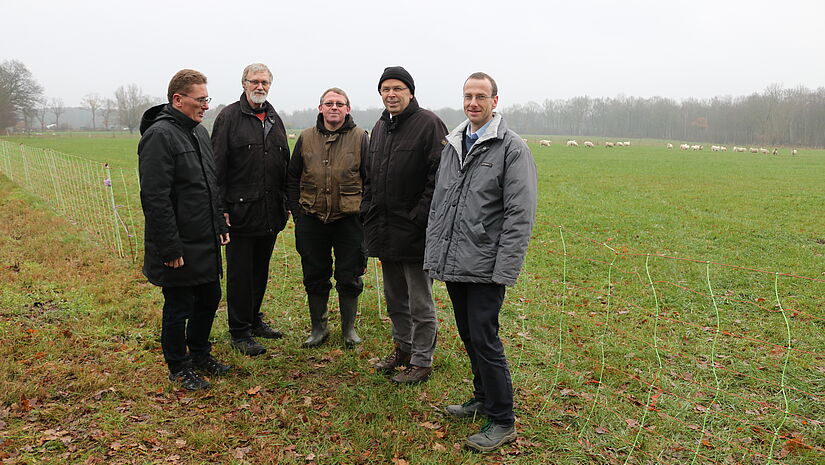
[302,293,329,348]
[339,294,362,348]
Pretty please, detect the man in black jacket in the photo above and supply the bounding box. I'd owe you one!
[211,63,290,356]
[362,66,448,384]
[138,69,231,391]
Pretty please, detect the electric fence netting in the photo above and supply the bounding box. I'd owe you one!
[0,139,140,260]
[0,139,822,464]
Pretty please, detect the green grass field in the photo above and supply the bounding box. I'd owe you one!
[0,135,823,464]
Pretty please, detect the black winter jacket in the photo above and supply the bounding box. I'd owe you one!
[361,99,448,261]
[138,104,227,287]
[211,94,290,236]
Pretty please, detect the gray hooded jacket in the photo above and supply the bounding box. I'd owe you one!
[424,114,537,286]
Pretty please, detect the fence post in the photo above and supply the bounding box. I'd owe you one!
[104,164,124,258]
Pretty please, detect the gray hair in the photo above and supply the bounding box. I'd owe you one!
[241,63,273,84]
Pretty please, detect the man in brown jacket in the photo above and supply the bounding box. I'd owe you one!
[286,88,369,348]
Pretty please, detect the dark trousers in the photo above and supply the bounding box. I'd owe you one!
[226,234,277,339]
[161,280,221,373]
[295,212,366,297]
[446,281,513,425]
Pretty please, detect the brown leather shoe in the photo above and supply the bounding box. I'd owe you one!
[373,346,411,373]
[390,365,432,384]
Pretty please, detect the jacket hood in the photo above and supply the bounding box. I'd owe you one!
[140,103,199,135]
[315,113,356,135]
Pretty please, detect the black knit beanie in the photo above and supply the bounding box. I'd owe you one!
[378,66,415,95]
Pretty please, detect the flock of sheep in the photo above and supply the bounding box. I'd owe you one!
[532,139,798,156]
[668,143,797,156]
[536,139,631,148]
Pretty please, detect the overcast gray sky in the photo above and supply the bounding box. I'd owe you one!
[4,0,823,112]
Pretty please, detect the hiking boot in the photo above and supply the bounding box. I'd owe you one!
[390,365,432,384]
[373,346,411,373]
[193,355,231,376]
[464,420,517,453]
[446,398,483,418]
[230,337,267,356]
[169,367,210,391]
[252,320,283,339]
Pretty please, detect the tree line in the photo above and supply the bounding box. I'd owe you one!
[498,85,825,148]
[1,60,158,133]
[3,59,824,147]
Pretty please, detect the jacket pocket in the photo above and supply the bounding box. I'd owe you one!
[226,190,264,230]
[339,184,362,215]
[299,182,319,211]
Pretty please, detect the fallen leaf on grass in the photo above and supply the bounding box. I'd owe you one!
[246,386,262,396]
[595,427,608,435]
[686,424,701,431]
[233,447,251,459]
[305,453,316,461]
[419,421,441,430]
[625,419,640,428]
[391,458,410,465]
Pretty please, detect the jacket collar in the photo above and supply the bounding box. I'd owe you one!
[380,98,420,132]
[446,113,503,156]
[315,113,356,135]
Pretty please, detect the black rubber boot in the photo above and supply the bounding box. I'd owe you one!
[302,293,329,348]
[340,294,362,348]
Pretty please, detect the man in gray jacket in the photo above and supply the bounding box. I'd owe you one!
[424,72,537,452]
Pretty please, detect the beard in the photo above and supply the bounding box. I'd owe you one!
[249,90,268,105]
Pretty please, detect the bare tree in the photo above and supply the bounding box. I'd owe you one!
[114,84,154,133]
[81,93,102,130]
[51,98,66,130]
[0,59,44,129]
[33,98,49,131]
[101,98,116,130]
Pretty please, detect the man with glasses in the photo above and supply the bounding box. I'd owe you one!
[138,69,231,390]
[211,63,290,356]
[424,72,537,452]
[363,66,447,384]
[286,88,368,349]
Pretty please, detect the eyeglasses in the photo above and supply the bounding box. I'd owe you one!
[245,79,271,87]
[322,102,348,108]
[380,86,408,95]
[181,94,211,105]
[464,94,492,102]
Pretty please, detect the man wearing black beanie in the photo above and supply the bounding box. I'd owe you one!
[361,66,447,384]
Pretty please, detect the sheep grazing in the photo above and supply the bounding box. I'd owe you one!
[721,146,727,151]
[606,142,615,148]
[624,141,631,146]
[616,142,625,147]
[566,140,579,147]
[522,138,528,143]
[667,143,673,149]
[733,146,746,153]
[584,141,594,147]
[680,144,690,150]
[691,145,700,150]
[711,145,720,152]
[792,149,798,156]
[749,147,758,153]
[539,139,552,147]
[288,133,297,139]
[759,148,768,154]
